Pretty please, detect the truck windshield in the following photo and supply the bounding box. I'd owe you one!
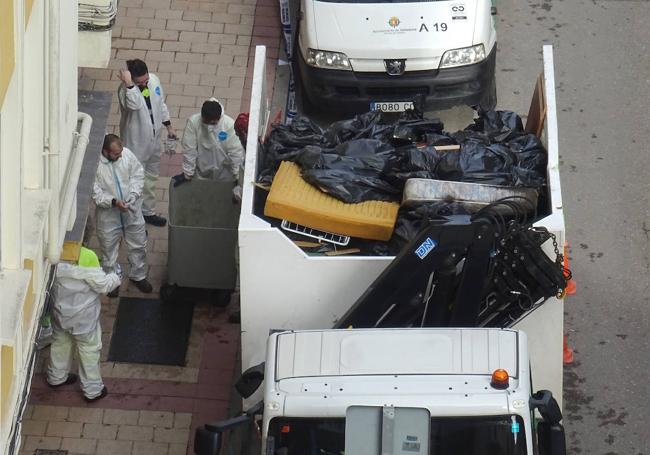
[267,415,527,454]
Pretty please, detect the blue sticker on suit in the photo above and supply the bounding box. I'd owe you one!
[155,86,161,96]
[218,131,228,141]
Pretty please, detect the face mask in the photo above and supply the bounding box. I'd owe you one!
[206,125,218,133]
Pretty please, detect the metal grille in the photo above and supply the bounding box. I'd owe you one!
[365,86,429,97]
[281,220,350,246]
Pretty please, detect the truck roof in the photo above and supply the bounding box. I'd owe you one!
[272,328,520,381]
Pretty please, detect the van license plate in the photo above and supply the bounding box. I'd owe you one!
[370,101,414,112]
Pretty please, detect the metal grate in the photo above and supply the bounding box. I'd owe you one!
[281,220,350,246]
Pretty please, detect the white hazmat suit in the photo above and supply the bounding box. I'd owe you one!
[92,147,148,281]
[118,73,170,216]
[47,253,120,399]
[181,111,245,184]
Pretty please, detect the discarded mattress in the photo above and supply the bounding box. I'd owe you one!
[402,179,539,214]
[264,162,400,241]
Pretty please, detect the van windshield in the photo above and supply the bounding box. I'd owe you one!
[267,415,527,454]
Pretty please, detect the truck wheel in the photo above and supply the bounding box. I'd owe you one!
[479,77,497,111]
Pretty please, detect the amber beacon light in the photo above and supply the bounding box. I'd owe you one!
[490,369,510,389]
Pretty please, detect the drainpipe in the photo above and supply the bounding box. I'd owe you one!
[58,113,93,247]
[46,0,61,263]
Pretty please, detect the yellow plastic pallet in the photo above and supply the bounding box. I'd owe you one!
[264,161,400,241]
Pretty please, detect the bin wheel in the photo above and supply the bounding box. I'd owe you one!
[214,290,233,307]
[160,284,178,303]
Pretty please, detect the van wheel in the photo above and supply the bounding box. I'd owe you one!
[479,77,497,111]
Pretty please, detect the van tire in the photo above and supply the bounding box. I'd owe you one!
[479,76,497,111]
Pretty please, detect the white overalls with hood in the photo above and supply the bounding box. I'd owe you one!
[47,248,120,399]
[181,104,245,186]
[92,147,148,281]
[118,73,170,216]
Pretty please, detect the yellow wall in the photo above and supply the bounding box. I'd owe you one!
[0,0,15,107]
[1,345,15,421]
[25,0,35,26]
[22,259,36,336]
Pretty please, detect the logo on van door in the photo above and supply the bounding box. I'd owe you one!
[388,16,400,28]
[384,59,406,76]
[451,3,467,20]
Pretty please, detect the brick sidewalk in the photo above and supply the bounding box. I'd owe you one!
[22,0,281,453]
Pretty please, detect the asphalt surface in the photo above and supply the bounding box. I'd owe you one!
[279,0,650,452]
[498,1,650,454]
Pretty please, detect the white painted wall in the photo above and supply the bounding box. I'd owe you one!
[0,53,24,271]
[0,1,84,451]
[23,0,45,190]
[56,0,80,186]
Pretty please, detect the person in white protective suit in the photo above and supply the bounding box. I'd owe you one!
[117,58,176,227]
[46,246,120,402]
[93,134,153,296]
[173,99,245,200]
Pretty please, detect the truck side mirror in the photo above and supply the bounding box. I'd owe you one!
[195,410,260,455]
[194,427,222,455]
[491,6,498,15]
[530,389,562,425]
[235,362,265,398]
[537,421,566,455]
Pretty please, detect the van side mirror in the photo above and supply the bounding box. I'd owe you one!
[491,6,497,15]
[530,390,562,425]
[537,421,566,455]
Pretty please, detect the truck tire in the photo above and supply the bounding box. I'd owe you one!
[479,76,497,111]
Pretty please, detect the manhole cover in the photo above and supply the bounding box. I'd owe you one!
[35,451,68,455]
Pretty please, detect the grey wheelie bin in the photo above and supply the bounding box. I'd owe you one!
[160,179,240,303]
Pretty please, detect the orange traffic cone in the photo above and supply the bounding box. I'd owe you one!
[563,243,577,296]
[563,335,574,365]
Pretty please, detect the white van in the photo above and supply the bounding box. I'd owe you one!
[296,0,497,112]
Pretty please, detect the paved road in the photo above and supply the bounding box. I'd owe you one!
[498,0,650,453]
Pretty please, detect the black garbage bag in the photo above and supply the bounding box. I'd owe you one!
[436,133,547,188]
[456,142,515,185]
[390,118,445,146]
[465,109,525,142]
[382,145,443,189]
[507,134,548,187]
[270,116,326,147]
[324,111,394,145]
[296,139,401,203]
[258,117,327,184]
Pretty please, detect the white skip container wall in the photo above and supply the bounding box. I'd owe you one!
[239,44,565,408]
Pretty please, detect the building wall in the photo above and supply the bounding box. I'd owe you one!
[0,0,82,452]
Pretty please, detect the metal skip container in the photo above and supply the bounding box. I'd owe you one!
[166,179,240,291]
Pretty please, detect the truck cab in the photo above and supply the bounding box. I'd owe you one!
[296,0,497,112]
[195,328,566,454]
